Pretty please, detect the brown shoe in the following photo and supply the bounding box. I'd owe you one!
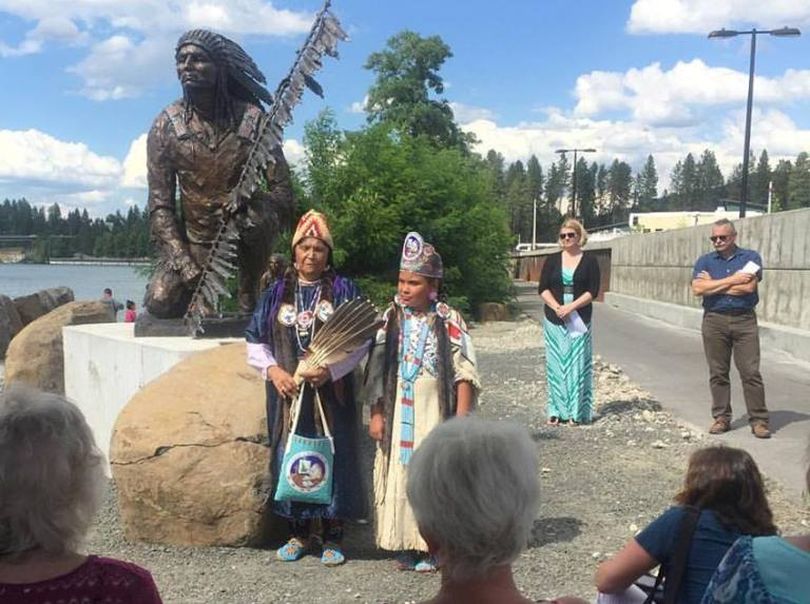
[751,423,771,439]
[709,417,731,434]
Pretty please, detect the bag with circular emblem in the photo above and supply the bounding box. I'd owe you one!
[273,384,334,505]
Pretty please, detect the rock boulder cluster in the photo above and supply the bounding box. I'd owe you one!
[4,299,114,394]
[0,287,77,359]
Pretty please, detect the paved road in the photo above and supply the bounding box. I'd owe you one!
[516,280,810,500]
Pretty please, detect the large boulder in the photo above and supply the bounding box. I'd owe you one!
[13,286,75,325]
[0,295,24,359]
[4,300,112,393]
[478,302,511,322]
[110,343,270,547]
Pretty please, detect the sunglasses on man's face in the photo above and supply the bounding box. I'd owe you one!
[709,235,731,243]
[559,232,577,240]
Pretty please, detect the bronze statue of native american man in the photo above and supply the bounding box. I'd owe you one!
[143,29,294,319]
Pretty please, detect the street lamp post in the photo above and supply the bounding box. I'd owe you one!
[709,26,800,218]
[555,148,596,218]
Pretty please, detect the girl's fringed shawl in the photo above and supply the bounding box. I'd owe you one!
[375,302,475,457]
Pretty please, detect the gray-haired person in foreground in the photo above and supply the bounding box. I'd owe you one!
[0,386,163,602]
[406,416,586,604]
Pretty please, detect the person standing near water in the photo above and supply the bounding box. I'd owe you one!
[100,288,124,321]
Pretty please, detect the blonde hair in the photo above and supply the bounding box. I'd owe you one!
[560,218,588,246]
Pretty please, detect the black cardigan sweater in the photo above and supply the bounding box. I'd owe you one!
[537,251,601,325]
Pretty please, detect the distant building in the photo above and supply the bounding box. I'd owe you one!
[0,248,25,263]
[628,206,763,233]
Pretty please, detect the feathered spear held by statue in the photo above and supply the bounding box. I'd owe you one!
[184,1,348,335]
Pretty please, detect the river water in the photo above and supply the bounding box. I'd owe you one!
[0,264,150,311]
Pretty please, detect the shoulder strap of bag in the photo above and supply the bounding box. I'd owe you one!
[284,386,306,454]
[312,389,334,452]
[662,505,701,604]
[285,383,335,454]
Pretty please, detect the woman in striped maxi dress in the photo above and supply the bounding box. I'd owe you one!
[538,218,600,425]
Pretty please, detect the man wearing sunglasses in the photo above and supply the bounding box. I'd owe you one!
[691,218,770,439]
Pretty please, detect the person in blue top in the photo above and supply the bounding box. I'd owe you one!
[702,444,810,603]
[596,446,777,604]
[691,218,770,439]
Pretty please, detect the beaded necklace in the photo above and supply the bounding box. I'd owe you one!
[397,306,431,465]
[294,281,321,353]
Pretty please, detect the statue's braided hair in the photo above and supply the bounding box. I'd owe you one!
[176,29,273,126]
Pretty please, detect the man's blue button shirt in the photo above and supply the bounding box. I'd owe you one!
[692,246,762,312]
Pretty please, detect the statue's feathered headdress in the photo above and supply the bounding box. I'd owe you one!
[176,29,274,107]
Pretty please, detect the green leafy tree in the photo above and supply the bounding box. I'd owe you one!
[695,150,724,210]
[364,31,470,150]
[639,154,658,209]
[300,118,512,313]
[787,152,810,209]
[726,162,743,202]
[526,155,544,202]
[750,150,771,207]
[574,157,596,225]
[545,154,570,215]
[631,173,643,209]
[505,160,531,242]
[485,149,507,202]
[606,159,633,222]
[771,159,792,211]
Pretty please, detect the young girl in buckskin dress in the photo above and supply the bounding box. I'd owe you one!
[366,232,480,572]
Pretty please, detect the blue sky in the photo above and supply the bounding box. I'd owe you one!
[1,0,810,216]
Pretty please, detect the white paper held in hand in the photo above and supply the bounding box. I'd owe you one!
[739,260,761,275]
[565,311,588,337]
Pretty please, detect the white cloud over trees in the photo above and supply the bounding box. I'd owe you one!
[627,0,810,34]
[0,1,313,99]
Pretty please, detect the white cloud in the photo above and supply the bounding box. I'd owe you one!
[0,37,41,57]
[283,138,305,167]
[449,102,496,123]
[69,34,174,100]
[0,129,121,190]
[121,133,148,189]
[574,59,810,126]
[31,16,87,44]
[348,95,369,114]
[0,129,127,215]
[0,1,314,99]
[628,0,810,34]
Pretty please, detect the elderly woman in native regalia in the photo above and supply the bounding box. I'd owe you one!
[245,210,367,567]
[365,232,481,572]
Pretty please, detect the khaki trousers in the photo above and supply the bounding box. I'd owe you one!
[701,311,769,424]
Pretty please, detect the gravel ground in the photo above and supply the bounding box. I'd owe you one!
[75,319,809,602]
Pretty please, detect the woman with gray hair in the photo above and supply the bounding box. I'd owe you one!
[406,416,587,604]
[0,385,162,603]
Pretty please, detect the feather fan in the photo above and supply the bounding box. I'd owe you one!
[294,298,383,382]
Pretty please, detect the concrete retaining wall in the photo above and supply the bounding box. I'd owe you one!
[515,209,810,331]
[608,208,810,332]
[513,208,810,359]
